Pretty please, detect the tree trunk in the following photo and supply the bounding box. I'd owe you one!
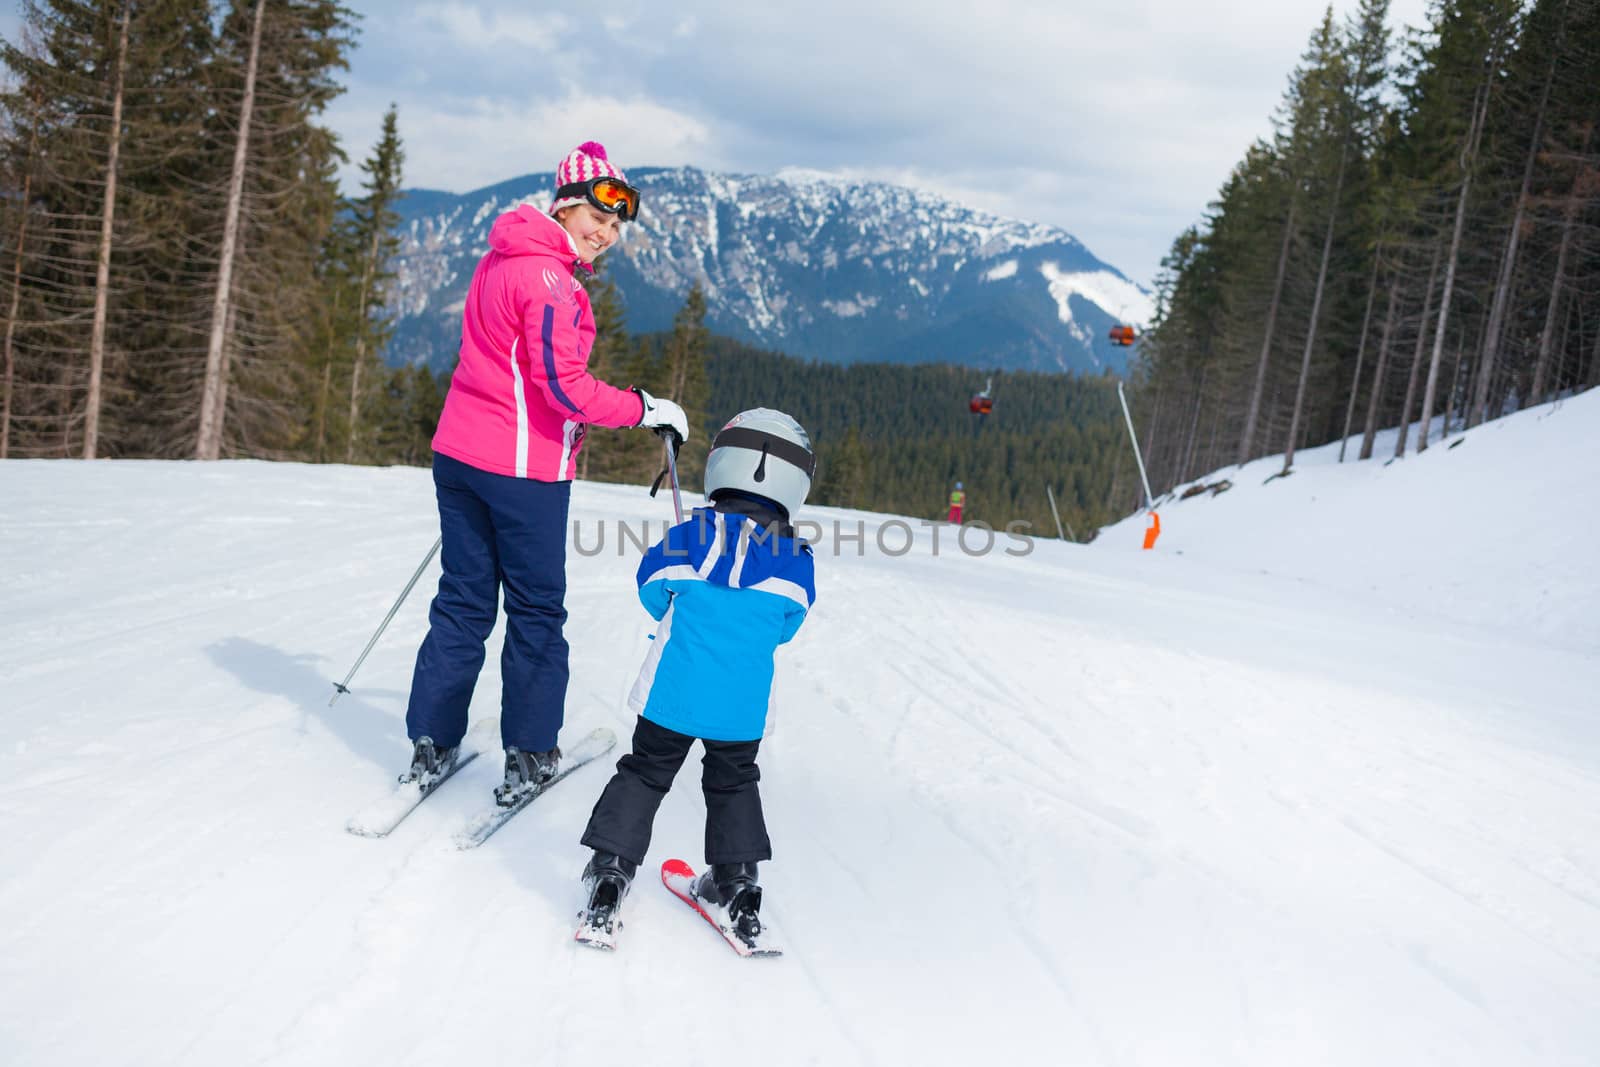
[1590,319,1600,388]
[1420,74,1493,451]
[1283,143,1348,474]
[346,222,386,463]
[316,358,332,461]
[1238,196,1298,466]
[217,296,238,450]
[1339,258,1381,462]
[1529,126,1591,404]
[1179,365,1207,483]
[1444,318,1478,440]
[196,0,265,461]
[1204,405,1223,477]
[316,288,339,462]
[1471,2,1564,428]
[1142,381,1165,495]
[1396,244,1443,459]
[1360,274,1401,461]
[1,100,41,461]
[83,1,132,460]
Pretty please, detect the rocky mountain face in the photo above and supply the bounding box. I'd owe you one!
[385,166,1153,376]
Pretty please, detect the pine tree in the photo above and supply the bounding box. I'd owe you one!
[1118,0,1598,503]
[813,425,868,510]
[659,284,711,486]
[196,0,355,460]
[340,105,404,462]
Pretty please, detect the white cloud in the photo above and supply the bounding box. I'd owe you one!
[410,3,570,52]
[328,87,713,195]
[324,0,1437,285]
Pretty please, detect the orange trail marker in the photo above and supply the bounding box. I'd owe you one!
[1142,511,1161,550]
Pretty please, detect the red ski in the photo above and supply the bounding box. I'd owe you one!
[659,859,782,958]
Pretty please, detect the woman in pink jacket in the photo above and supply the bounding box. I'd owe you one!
[401,141,688,802]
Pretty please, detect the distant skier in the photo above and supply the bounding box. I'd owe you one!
[400,141,689,801]
[577,409,817,946]
[947,482,965,523]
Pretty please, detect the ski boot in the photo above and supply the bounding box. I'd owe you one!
[399,736,458,789]
[494,744,560,807]
[582,852,637,922]
[693,862,764,945]
[576,851,638,948]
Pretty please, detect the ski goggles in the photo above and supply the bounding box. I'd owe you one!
[555,176,640,222]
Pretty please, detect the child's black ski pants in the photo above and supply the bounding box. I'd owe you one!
[581,716,771,867]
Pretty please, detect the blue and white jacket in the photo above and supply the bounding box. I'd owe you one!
[628,505,816,742]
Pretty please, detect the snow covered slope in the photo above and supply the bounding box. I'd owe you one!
[1,392,1596,1066]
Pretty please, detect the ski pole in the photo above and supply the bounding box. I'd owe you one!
[329,536,441,706]
[648,428,685,524]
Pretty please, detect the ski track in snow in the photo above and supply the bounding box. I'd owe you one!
[2,394,1599,1065]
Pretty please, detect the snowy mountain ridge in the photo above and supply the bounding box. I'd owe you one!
[386,166,1154,375]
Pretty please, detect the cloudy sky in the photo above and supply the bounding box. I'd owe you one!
[3,0,1433,287]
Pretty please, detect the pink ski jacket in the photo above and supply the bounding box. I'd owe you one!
[431,205,644,481]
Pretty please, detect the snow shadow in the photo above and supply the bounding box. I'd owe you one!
[205,636,402,771]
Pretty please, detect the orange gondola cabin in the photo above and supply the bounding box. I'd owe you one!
[969,376,994,415]
[1109,325,1137,346]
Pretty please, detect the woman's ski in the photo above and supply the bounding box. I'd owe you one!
[452,726,617,849]
[346,717,501,838]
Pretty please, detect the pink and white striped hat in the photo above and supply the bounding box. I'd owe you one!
[549,141,629,215]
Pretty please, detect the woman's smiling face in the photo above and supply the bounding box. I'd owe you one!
[558,205,622,264]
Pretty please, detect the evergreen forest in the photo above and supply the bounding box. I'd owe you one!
[1130,0,1600,494]
[0,0,433,464]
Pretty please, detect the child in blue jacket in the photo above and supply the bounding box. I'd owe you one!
[579,408,816,945]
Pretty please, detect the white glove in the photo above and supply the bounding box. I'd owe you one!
[635,388,689,443]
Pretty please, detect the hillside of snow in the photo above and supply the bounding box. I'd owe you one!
[1,391,1597,1066]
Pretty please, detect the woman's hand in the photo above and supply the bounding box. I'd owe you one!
[635,389,690,444]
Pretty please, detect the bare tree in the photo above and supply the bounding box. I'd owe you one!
[1338,259,1381,461]
[1238,197,1297,465]
[82,0,131,460]
[1,91,41,460]
[1359,273,1401,460]
[195,0,264,461]
[1419,71,1494,450]
[1469,11,1563,427]
[1284,142,1349,474]
[1529,124,1593,403]
[1396,243,1443,459]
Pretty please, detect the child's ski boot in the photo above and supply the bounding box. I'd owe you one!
[575,851,637,950]
[692,861,764,945]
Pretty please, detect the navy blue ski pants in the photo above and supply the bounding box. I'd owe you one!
[581,716,772,867]
[405,452,570,753]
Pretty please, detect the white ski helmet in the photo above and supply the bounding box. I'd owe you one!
[703,408,815,521]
